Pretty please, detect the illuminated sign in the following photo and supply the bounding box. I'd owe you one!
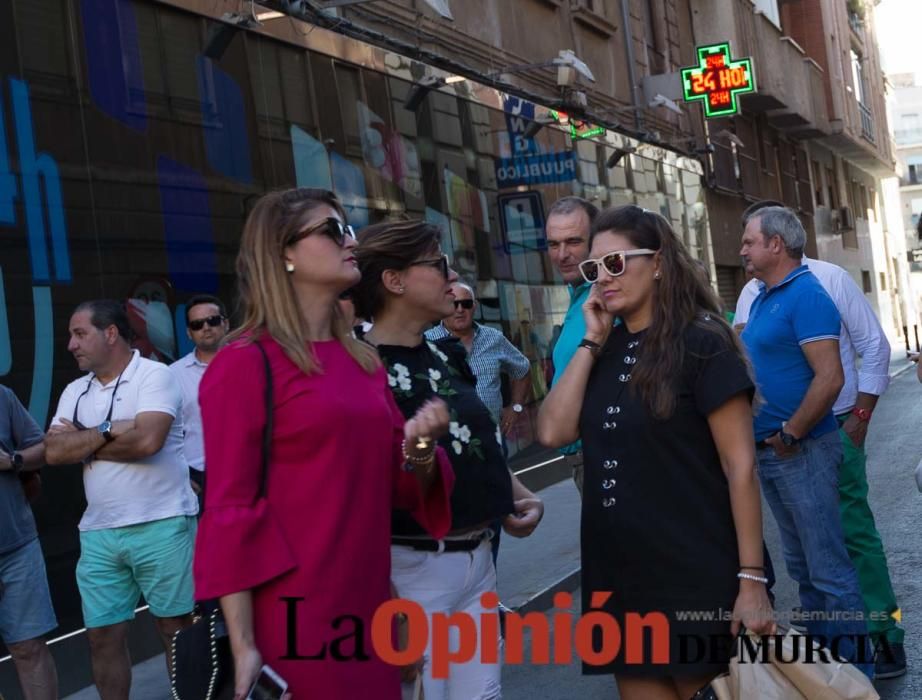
[549,110,606,141]
[681,43,756,118]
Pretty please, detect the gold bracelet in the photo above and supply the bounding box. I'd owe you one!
[402,439,435,465]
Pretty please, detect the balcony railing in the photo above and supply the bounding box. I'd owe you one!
[859,102,875,144]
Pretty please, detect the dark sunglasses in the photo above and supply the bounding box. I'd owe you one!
[188,315,225,331]
[453,299,474,310]
[291,217,356,247]
[408,254,450,279]
[578,249,656,283]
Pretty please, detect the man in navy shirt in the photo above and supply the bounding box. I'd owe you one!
[740,206,872,678]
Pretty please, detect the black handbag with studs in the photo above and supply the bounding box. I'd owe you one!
[170,342,273,700]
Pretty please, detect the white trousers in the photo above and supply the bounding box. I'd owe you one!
[390,538,502,700]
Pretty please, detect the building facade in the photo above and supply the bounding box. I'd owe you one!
[888,71,922,345]
[0,1,714,687]
[689,0,905,341]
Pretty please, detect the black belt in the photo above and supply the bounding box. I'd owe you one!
[392,533,487,552]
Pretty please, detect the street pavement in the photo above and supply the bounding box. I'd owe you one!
[59,357,922,700]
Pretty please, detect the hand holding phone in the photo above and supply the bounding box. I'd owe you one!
[246,665,288,700]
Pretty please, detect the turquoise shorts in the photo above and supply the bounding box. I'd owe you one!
[77,516,196,628]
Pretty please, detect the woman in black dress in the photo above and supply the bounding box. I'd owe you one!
[538,205,773,700]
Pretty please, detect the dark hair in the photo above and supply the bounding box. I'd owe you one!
[352,219,442,320]
[741,199,785,228]
[590,205,752,419]
[547,196,599,225]
[74,300,132,341]
[185,294,226,325]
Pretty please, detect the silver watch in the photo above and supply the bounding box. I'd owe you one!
[511,403,524,413]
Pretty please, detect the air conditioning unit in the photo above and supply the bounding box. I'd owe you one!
[837,206,855,231]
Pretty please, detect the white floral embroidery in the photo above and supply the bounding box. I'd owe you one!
[495,425,502,445]
[388,363,412,391]
[428,368,442,392]
[449,421,461,439]
[452,440,463,455]
[458,425,472,443]
[427,342,450,364]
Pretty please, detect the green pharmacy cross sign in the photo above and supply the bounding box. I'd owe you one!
[681,43,756,118]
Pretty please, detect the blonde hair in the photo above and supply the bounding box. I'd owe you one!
[228,188,379,375]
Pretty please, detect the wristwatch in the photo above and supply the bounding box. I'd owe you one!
[511,403,524,414]
[851,407,872,422]
[10,452,23,474]
[97,421,114,443]
[779,430,799,447]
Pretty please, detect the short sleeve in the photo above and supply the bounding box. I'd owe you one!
[385,372,454,539]
[193,342,297,599]
[4,387,43,448]
[50,381,81,428]
[792,287,840,346]
[136,364,181,417]
[498,336,531,379]
[689,323,755,416]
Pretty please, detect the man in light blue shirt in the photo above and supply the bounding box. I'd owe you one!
[546,197,598,495]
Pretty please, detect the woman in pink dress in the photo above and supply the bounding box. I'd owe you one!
[193,188,454,699]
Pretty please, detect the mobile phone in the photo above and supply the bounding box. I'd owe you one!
[246,665,288,700]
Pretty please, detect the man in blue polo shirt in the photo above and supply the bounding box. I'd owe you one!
[546,196,598,496]
[740,206,872,677]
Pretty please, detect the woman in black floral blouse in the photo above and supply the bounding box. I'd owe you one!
[353,219,543,699]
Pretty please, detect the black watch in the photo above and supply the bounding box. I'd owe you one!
[779,430,799,447]
[10,452,23,474]
[97,421,114,443]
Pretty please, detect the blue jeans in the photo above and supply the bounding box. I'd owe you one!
[756,430,874,678]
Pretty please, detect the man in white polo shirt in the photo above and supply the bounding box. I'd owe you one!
[45,300,197,699]
[169,294,229,509]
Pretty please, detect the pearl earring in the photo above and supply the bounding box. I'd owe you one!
[654,272,661,279]
[285,262,295,273]
[398,286,405,293]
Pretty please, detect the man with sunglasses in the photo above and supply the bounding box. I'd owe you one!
[169,295,230,509]
[425,282,531,432]
[45,300,198,698]
[545,196,600,496]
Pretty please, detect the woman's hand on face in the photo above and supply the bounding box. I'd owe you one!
[731,582,776,638]
[405,398,450,446]
[582,283,615,346]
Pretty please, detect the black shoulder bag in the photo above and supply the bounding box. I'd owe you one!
[170,342,274,700]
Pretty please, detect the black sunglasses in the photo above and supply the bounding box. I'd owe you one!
[408,254,450,279]
[453,299,474,310]
[188,315,225,331]
[291,217,356,248]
